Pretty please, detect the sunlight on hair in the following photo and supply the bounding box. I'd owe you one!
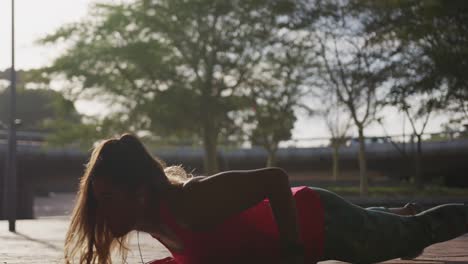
[64,135,193,263]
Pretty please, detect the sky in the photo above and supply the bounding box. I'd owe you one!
[0,0,447,146]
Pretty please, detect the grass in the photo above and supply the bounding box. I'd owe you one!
[325,185,468,197]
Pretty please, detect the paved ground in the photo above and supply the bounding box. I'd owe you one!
[0,217,170,264]
[0,193,466,263]
[1,218,468,264]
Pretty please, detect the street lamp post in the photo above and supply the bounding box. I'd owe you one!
[3,0,17,232]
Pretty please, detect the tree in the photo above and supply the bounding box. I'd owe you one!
[399,98,435,188]
[249,101,296,167]
[321,93,351,181]
[337,0,468,188]
[246,30,314,167]
[387,51,441,188]
[40,0,297,174]
[355,0,468,121]
[0,69,80,132]
[315,0,396,195]
[349,0,468,186]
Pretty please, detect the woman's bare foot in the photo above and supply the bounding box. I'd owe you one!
[403,202,423,215]
[388,203,423,216]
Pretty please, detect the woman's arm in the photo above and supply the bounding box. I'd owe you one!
[180,167,301,248]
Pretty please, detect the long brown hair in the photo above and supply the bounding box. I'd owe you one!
[64,133,192,263]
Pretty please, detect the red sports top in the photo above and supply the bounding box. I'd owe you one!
[149,186,324,264]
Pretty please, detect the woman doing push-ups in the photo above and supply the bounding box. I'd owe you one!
[64,133,468,264]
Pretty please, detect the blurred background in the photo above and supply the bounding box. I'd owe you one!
[0,0,467,219]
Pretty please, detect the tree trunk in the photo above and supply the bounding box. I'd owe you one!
[332,142,339,181]
[202,122,219,175]
[266,147,277,167]
[358,126,368,196]
[414,134,423,189]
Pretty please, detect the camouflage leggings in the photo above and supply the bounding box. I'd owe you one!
[309,187,468,263]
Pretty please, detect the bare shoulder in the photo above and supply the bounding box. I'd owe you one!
[182,176,206,189]
[182,168,286,191]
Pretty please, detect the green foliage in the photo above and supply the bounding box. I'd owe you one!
[42,119,101,150]
[0,69,80,132]
[315,1,395,130]
[250,106,295,147]
[35,0,467,172]
[354,0,468,115]
[39,0,305,173]
[247,33,313,155]
[0,69,96,149]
